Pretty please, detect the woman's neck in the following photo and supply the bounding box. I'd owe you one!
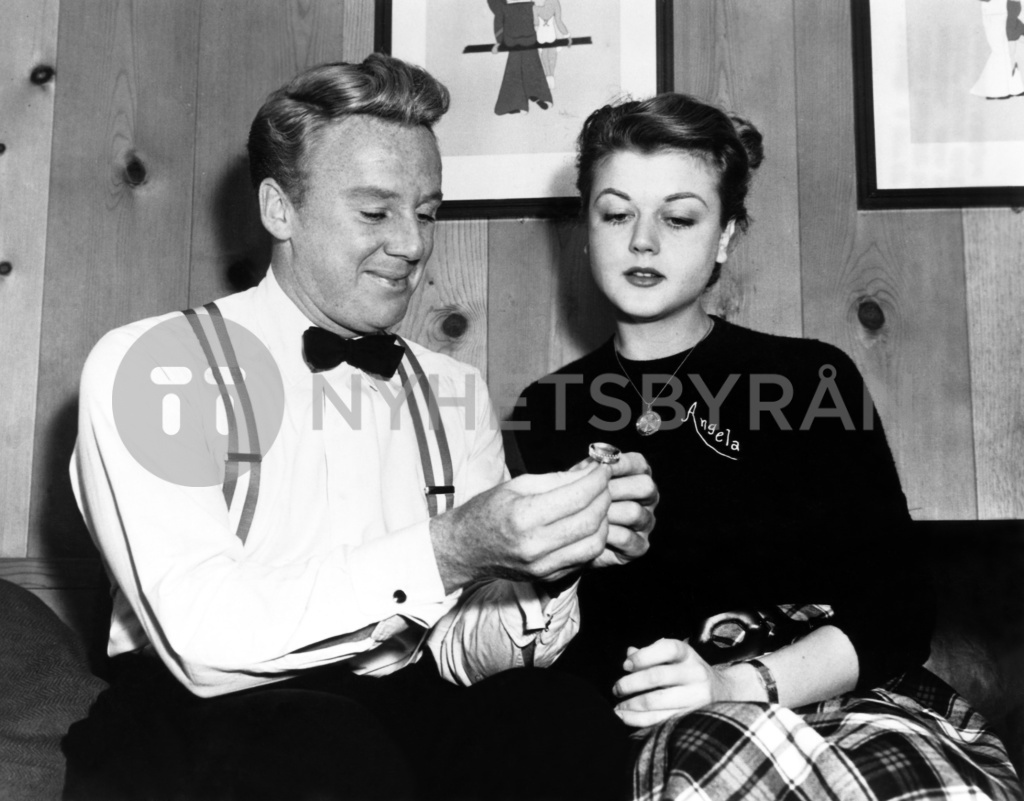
[615,309,713,361]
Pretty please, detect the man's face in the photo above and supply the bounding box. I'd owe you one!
[280,115,443,336]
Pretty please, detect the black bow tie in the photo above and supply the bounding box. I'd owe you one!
[302,327,405,379]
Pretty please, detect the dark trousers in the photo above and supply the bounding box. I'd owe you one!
[63,651,634,801]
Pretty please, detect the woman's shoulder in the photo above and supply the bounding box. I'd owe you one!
[712,318,861,377]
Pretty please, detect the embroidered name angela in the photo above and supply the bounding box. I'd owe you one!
[685,401,740,459]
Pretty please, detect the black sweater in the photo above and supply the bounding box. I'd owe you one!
[512,318,934,700]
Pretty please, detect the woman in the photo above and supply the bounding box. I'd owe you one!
[512,94,1021,799]
[533,0,569,90]
[970,0,1024,100]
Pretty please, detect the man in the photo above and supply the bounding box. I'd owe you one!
[64,53,657,801]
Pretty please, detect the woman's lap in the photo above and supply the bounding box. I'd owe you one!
[632,668,1022,801]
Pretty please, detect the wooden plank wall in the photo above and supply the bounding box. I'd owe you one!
[2,1,1023,623]
[1,0,60,560]
[797,3,980,521]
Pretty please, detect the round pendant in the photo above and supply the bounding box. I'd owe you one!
[636,410,662,436]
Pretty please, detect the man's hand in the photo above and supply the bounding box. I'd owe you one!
[430,462,613,594]
[575,452,657,569]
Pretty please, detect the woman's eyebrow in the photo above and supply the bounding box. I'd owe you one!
[595,188,710,210]
[594,188,631,202]
[665,192,709,209]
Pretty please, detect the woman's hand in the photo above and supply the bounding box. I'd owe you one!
[611,638,740,728]
[568,451,657,569]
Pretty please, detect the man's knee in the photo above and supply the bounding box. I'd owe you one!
[66,685,418,801]
[198,688,417,800]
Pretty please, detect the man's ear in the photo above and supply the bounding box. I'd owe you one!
[259,178,295,241]
[716,219,737,264]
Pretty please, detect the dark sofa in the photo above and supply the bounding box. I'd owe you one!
[0,578,106,801]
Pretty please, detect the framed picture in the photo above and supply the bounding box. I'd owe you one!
[376,0,672,218]
[852,0,1024,210]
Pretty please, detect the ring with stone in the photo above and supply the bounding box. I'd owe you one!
[588,442,621,465]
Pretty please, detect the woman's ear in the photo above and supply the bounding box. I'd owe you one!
[258,178,294,241]
[716,219,737,264]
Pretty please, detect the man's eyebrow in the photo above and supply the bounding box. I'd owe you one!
[347,187,444,204]
[347,186,401,200]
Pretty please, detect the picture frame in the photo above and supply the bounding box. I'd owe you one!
[852,0,1024,210]
[376,0,672,218]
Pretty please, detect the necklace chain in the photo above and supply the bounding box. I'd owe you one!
[614,319,714,434]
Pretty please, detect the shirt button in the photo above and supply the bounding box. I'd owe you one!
[393,589,407,603]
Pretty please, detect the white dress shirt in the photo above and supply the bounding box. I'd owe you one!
[71,268,578,697]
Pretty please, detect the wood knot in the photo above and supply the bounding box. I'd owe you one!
[856,298,885,331]
[0,261,13,276]
[30,65,56,85]
[124,155,148,187]
[440,311,468,339]
[0,143,6,155]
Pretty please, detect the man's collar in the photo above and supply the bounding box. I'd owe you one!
[254,267,405,386]
[252,267,328,385]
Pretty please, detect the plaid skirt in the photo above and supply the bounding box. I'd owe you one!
[632,667,1022,801]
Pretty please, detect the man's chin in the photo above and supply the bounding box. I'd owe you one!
[358,306,411,336]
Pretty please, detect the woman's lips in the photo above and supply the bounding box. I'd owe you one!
[624,267,664,287]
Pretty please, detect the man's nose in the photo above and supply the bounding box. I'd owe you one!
[384,215,428,262]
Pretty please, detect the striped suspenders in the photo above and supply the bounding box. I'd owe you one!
[182,303,455,542]
[182,303,262,544]
[396,341,456,517]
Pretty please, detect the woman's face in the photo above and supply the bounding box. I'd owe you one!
[586,148,734,326]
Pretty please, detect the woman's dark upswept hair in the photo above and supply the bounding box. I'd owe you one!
[576,93,764,233]
[248,53,450,206]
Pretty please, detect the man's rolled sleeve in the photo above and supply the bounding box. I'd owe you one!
[427,578,580,685]
[508,579,581,654]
